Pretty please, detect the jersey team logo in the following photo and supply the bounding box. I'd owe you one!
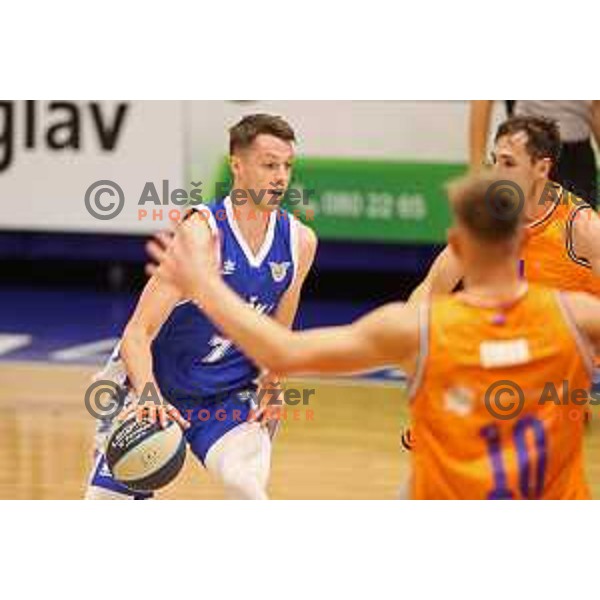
[269,261,291,283]
[444,386,475,417]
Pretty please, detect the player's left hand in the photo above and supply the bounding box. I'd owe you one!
[249,371,284,428]
[116,395,190,430]
[146,214,219,295]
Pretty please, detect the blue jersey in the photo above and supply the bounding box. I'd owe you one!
[151,196,299,402]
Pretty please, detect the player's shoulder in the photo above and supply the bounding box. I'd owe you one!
[177,205,223,243]
[560,290,600,344]
[566,192,600,258]
[182,202,220,225]
[296,220,318,249]
[428,291,465,318]
[290,220,318,277]
[570,200,600,230]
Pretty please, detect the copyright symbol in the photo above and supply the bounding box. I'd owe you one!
[84,180,125,220]
[484,380,524,421]
[84,380,127,420]
[484,180,524,221]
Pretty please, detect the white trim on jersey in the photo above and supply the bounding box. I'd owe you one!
[566,204,594,269]
[406,300,430,404]
[525,183,562,229]
[223,196,277,268]
[289,213,300,287]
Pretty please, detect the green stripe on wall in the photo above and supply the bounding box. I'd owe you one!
[214,157,468,244]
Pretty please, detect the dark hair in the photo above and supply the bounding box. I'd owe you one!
[229,114,296,155]
[494,115,561,164]
[446,173,523,243]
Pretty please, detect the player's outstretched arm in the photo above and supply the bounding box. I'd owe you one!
[146,221,420,377]
[251,222,317,421]
[408,245,463,304]
[188,279,418,376]
[270,301,420,375]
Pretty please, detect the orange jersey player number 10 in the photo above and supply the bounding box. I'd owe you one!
[480,416,546,499]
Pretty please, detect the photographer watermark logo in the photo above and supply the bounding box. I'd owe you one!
[84,180,125,221]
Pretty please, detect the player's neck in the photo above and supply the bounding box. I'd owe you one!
[228,196,272,253]
[523,178,552,223]
[462,263,524,301]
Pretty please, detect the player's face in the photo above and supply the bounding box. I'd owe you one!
[230,134,294,212]
[490,132,551,200]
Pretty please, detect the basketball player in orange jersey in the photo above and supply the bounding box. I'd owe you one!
[407,115,600,455]
[146,172,600,499]
[410,115,600,304]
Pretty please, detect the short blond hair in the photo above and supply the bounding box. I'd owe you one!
[446,173,524,243]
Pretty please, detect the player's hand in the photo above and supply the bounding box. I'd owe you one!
[249,371,284,426]
[145,213,219,296]
[117,394,190,430]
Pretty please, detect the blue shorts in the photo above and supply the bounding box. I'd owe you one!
[88,387,257,498]
[174,388,257,465]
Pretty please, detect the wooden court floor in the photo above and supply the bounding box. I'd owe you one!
[1,362,600,499]
[0,362,407,499]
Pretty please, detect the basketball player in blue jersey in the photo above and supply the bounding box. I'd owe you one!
[85,114,318,500]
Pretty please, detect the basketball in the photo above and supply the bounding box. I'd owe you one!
[105,413,187,492]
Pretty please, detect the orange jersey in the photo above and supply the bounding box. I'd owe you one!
[521,182,600,296]
[410,284,592,499]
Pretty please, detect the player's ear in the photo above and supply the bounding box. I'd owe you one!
[536,157,552,180]
[447,227,462,260]
[230,154,242,182]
